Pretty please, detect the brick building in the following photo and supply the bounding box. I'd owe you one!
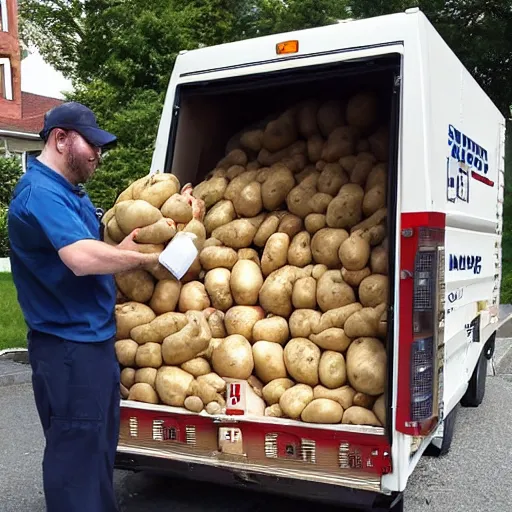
[0,0,63,155]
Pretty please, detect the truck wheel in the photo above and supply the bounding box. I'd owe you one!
[461,348,487,408]
[424,404,458,457]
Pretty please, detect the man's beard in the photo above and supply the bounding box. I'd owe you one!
[67,147,98,185]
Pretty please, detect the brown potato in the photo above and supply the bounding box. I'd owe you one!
[253,213,283,247]
[371,246,388,275]
[262,378,295,405]
[309,328,352,352]
[115,270,154,304]
[304,213,326,234]
[224,306,265,342]
[115,339,139,367]
[128,383,159,404]
[252,341,287,383]
[346,92,378,131]
[313,385,356,410]
[317,100,344,137]
[212,334,254,379]
[342,406,381,426]
[261,164,296,211]
[261,233,290,277]
[155,366,194,407]
[135,367,158,389]
[230,259,264,306]
[301,398,344,424]
[262,111,298,152]
[346,337,386,396]
[234,182,263,218]
[252,316,289,345]
[326,184,364,229]
[363,185,386,217]
[283,338,320,386]
[217,149,248,170]
[278,214,303,239]
[279,384,314,419]
[317,163,349,196]
[338,232,371,271]
[150,279,182,315]
[288,231,312,267]
[181,358,211,377]
[130,312,187,344]
[321,126,356,162]
[178,281,210,312]
[341,267,372,287]
[359,275,388,307]
[199,246,238,270]
[307,135,324,163]
[316,270,356,312]
[161,194,193,224]
[297,99,320,138]
[353,392,376,409]
[319,351,347,389]
[204,268,233,311]
[292,277,317,309]
[203,200,236,235]
[115,302,156,340]
[311,228,348,268]
[121,368,136,389]
[240,129,264,152]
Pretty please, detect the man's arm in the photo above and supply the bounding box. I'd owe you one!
[59,230,159,276]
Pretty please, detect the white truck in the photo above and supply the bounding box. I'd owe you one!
[114,8,506,511]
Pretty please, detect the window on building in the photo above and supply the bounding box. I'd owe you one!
[0,0,8,32]
[0,58,13,100]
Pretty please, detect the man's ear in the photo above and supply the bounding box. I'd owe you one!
[54,129,68,154]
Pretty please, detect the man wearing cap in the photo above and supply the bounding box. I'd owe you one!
[8,102,155,512]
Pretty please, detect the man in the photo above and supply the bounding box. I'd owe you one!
[8,102,157,512]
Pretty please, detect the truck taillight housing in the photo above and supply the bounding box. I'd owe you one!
[397,214,446,436]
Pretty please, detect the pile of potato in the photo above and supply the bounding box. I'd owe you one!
[106,91,389,427]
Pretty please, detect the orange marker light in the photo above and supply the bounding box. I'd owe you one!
[276,40,299,55]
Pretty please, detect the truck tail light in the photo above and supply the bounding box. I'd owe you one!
[397,214,445,435]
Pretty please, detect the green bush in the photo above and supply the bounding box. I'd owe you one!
[0,156,22,258]
[0,207,8,258]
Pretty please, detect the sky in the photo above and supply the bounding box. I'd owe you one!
[20,48,73,100]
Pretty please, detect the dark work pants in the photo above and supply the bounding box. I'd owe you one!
[27,330,121,512]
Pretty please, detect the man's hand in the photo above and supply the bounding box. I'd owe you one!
[117,229,141,252]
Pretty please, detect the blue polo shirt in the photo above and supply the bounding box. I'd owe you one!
[8,157,117,342]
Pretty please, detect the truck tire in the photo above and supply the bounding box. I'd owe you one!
[424,404,458,457]
[461,348,487,408]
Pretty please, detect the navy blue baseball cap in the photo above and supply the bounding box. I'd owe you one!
[39,102,117,149]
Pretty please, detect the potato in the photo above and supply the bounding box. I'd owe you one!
[128,383,159,404]
[261,233,290,277]
[115,302,156,340]
[301,398,344,423]
[313,303,363,333]
[155,366,195,407]
[107,217,125,243]
[263,111,298,152]
[160,194,193,224]
[279,384,314,419]
[224,306,265,342]
[340,155,357,173]
[344,304,387,338]
[234,181,263,218]
[204,268,233,311]
[342,406,381,426]
[217,149,248,170]
[373,394,386,426]
[188,380,224,406]
[205,402,223,415]
[308,192,333,214]
[178,281,210,312]
[284,338,320,386]
[197,372,227,393]
[237,248,260,266]
[115,199,163,234]
[258,265,312,318]
[135,367,158,388]
[351,207,387,234]
[317,100,344,136]
[353,392,376,409]
[318,351,347,389]
[248,375,264,398]
[205,309,227,338]
[321,126,356,162]
[371,246,388,275]
[261,164,296,211]
[198,337,224,361]
[312,264,328,280]
[162,310,211,365]
[181,358,211,377]
[253,213,282,247]
[121,368,136,389]
[229,260,263,306]
[363,185,386,217]
[309,328,352,352]
[135,342,163,369]
[305,213,326,234]
[346,92,378,131]
[311,228,348,268]
[317,163,349,196]
[212,334,254,379]
[341,267,372,287]
[346,337,386,395]
[359,275,388,307]
[369,126,389,162]
[313,385,356,410]
[130,312,187,344]
[286,183,316,219]
[193,177,228,209]
[262,378,295,405]
[184,396,204,413]
[150,279,181,315]
[252,316,289,345]
[278,214,303,239]
[338,232,371,271]
[326,184,364,229]
[115,339,139,367]
[366,164,387,191]
[134,218,176,245]
[240,129,264,152]
[288,231,312,267]
[297,99,320,138]
[307,135,324,163]
[289,309,321,338]
[225,164,246,180]
[316,270,356,312]
[136,174,180,208]
[265,404,283,417]
[211,216,264,249]
[252,341,287,383]
[200,246,238,270]
[350,153,377,186]
[292,277,317,309]
[115,270,154,303]
[203,200,236,235]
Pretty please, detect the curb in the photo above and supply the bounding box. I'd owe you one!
[0,348,31,387]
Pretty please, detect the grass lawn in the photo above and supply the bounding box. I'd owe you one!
[0,272,27,351]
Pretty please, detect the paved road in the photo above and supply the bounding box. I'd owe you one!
[1,376,512,512]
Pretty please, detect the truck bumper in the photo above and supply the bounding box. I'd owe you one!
[115,449,400,511]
